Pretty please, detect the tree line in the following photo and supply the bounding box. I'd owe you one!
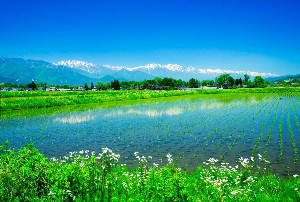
[0,74,291,90]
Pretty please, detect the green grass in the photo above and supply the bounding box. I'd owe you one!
[1,88,300,111]
[1,142,299,201]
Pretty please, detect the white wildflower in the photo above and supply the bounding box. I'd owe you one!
[48,191,56,195]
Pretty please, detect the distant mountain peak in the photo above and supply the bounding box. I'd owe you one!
[103,65,125,71]
[55,60,97,68]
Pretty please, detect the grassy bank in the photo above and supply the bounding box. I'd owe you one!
[1,142,299,201]
[1,88,299,111]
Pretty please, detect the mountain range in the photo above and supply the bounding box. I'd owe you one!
[0,57,282,85]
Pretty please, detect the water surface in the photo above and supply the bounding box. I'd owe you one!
[1,93,299,176]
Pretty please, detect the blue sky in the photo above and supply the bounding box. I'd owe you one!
[0,0,299,75]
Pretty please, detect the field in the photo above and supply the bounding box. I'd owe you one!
[1,88,300,200]
[1,87,299,111]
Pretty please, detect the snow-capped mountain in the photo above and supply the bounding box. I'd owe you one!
[103,63,280,79]
[55,60,98,73]
[55,60,115,76]
[0,57,282,85]
[55,60,281,82]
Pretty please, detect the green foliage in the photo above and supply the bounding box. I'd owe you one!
[216,74,231,88]
[26,81,37,90]
[84,82,89,91]
[254,76,266,88]
[201,80,215,86]
[188,78,199,88]
[244,74,250,82]
[90,82,94,90]
[1,143,299,201]
[111,79,120,90]
[1,88,300,111]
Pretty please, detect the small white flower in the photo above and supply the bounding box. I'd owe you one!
[258,154,262,160]
[293,174,299,178]
[48,191,56,195]
[122,182,127,189]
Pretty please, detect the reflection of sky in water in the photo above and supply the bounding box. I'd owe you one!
[54,114,96,124]
[1,93,299,177]
[104,107,184,117]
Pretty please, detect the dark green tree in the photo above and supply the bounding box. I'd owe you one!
[254,76,266,88]
[228,76,235,86]
[26,81,37,90]
[244,74,250,83]
[235,78,243,87]
[91,82,94,90]
[111,80,120,90]
[84,82,89,91]
[188,78,198,88]
[216,74,231,88]
[201,80,215,86]
[61,85,69,89]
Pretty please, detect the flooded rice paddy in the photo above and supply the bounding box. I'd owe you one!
[1,93,300,176]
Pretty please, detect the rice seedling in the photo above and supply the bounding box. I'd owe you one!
[224,95,277,155]
[289,94,300,132]
[252,95,279,156]
[285,94,299,162]
[279,96,284,161]
[263,96,280,158]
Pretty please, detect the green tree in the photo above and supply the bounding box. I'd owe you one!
[254,76,266,88]
[201,80,215,86]
[90,82,94,90]
[228,76,235,86]
[61,85,69,89]
[244,74,250,82]
[216,74,231,88]
[188,78,199,88]
[111,80,120,90]
[84,82,89,91]
[26,81,37,90]
[235,78,243,87]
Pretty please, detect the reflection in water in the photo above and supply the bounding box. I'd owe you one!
[54,114,96,124]
[104,107,184,117]
[1,93,299,177]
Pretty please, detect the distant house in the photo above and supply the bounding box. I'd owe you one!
[37,87,47,91]
[92,87,97,91]
[21,88,32,91]
[185,88,203,90]
[77,87,84,91]
[153,85,164,90]
[58,88,70,91]
[46,87,57,91]
[201,86,217,90]
[11,88,22,91]
[222,84,231,89]
[2,87,11,91]
[178,85,186,90]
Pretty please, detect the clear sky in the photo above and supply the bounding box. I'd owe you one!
[1,0,299,75]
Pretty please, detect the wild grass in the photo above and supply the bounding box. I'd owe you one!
[1,142,299,201]
[1,88,300,111]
